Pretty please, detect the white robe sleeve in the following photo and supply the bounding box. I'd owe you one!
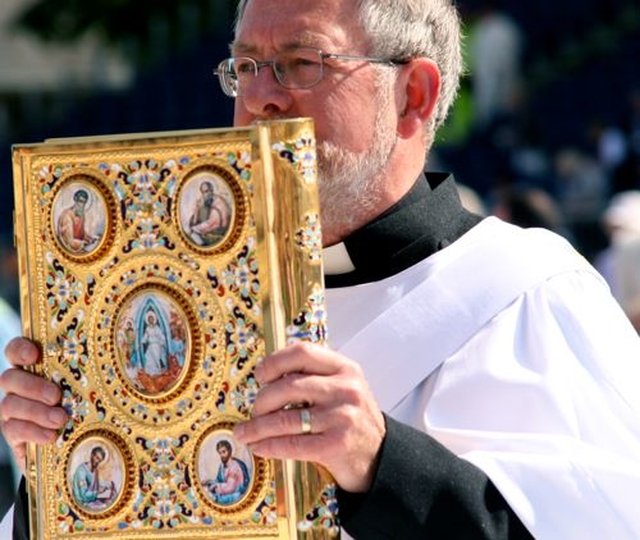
[409,268,640,539]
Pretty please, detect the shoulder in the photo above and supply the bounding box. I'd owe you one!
[462,218,597,284]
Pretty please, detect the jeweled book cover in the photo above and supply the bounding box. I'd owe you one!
[12,118,338,539]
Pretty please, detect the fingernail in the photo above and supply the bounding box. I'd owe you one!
[253,364,264,384]
[47,408,66,427]
[18,343,32,362]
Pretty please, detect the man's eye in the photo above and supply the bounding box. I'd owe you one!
[234,61,254,74]
[290,56,319,67]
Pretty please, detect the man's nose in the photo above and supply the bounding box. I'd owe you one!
[240,64,293,118]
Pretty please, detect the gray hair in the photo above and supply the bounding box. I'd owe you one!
[234,0,463,131]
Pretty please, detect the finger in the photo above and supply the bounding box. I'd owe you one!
[0,368,62,406]
[3,416,57,475]
[251,373,335,416]
[244,428,380,493]
[237,428,352,469]
[235,406,324,444]
[243,433,325,462]
[1,394,67,430]
[4,338,40,368]
[236,404,385,492]
[255,342,344,384]
[2,417,59,448]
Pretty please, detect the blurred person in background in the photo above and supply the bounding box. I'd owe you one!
[467,0,524,134]
[553,147,609,259]
[490,184,572,238]
[594,190,640,332]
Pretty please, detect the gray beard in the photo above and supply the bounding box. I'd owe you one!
[316,112,397,236]
[251,73,398,238]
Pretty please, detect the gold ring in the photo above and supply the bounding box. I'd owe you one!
[300,408,312,435]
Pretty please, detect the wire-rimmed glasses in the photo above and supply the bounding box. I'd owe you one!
[214,47,409,97]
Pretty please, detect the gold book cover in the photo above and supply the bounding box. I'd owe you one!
[11,118,339,539]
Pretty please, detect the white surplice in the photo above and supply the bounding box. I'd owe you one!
[326,217,640,539]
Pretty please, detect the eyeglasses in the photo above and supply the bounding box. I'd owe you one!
[214,47,409,97]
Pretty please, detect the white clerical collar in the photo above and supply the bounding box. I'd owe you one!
[322,242,356,275]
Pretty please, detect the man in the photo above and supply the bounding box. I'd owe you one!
[204,439,250,506]
[2,0,640,538]
[71,446,116,510]
[57,189,97,253]
[188,179,232,246]
[594,190,640,332]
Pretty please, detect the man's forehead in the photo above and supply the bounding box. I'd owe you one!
[231,32,334,55]
[230,28,344,54]
[232,0,359,55]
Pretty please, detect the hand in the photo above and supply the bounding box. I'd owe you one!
[233,342,386,493]
[0,337,68,472]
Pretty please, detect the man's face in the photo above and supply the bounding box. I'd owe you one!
[200,183,214,205]
[74,198,87,216]
[232,0,399,240]
[217,446,230,464]
[90,451,104,470]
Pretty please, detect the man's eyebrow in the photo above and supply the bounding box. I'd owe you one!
[230,34,331,55]
[229,41,256,55]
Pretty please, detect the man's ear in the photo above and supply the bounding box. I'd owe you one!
[396,58,441,139]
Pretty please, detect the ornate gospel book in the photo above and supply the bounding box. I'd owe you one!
[12,118,338,539]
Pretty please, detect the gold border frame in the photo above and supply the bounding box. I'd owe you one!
[174,161,247,256]
[62,428,136,521]
[47,169,118,264]
[107,282,202,404]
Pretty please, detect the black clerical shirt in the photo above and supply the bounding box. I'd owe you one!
[325,172,482,287]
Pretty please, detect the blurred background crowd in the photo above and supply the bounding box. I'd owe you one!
[0,0,639,517]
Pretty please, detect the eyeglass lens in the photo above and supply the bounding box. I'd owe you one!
[219,49,325,96]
